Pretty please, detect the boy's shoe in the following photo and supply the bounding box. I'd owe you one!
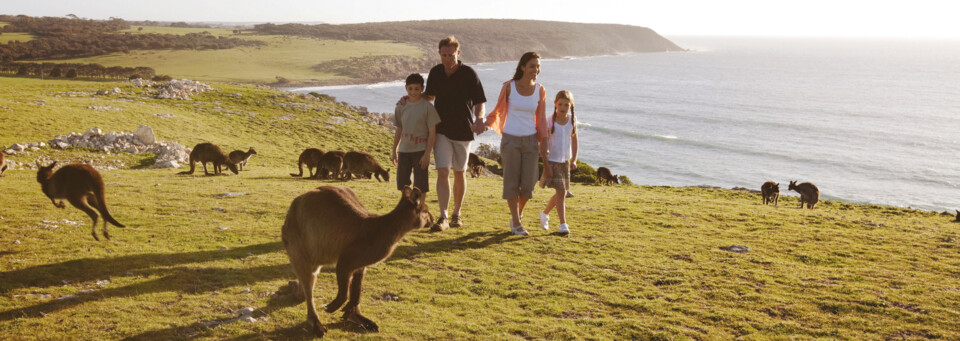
[566,191,574,198]
[449,214,462,228]
[538,211,550,230]
[512,225,529,236]
[431,216,449,232]
[558,223,570,236]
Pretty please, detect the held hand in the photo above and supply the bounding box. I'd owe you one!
[543,164,553,179]
[419,154,431,170]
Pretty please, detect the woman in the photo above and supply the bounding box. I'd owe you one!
[482,52,549,236]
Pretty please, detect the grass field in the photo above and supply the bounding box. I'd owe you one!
[0,22,38,44]
[1,78,958,340]
[40,27,423,84]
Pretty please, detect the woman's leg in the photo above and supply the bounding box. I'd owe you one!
[507,196,521,227]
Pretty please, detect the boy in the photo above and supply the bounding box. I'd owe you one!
[392,73,441,194]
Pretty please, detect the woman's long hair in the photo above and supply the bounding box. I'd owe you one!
[552,90,576,136]
[512,52,540,81]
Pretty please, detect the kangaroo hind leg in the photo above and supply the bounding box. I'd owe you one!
[68,194,101,241]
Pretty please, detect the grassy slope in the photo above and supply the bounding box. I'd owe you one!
[0,22,38,44]
[37,26,422,84]
[0,78,958,340]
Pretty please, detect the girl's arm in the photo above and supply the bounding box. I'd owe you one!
[570,133,579,170]
[391,127,402,167]
[421,126,436,170]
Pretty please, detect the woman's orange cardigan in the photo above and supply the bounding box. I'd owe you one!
[483,80,549,141]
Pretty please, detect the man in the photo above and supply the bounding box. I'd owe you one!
[421,36,486,231]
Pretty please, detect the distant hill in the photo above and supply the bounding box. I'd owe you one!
[255,19,685,62]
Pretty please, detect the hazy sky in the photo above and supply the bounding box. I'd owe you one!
[3,0,957,38]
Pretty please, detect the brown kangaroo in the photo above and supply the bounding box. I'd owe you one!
[228,147,257,171]
[290,148,325,178]
[36,162,125,241]
[788,180,820,209]
[954,210,959,222]
[468,153,486,178]
[178,142,239,176]
[318,150,345,180]
[342,151,390,182]
[761,181,780,207]
[596,167,619,185]
[282,185,433,337]
[0,151,7,176]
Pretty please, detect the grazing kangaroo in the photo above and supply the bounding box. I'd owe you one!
[788,180,820,209]
[761,181,780,207]
[596,167,619,185]
[282,185,433,337]
[290,148,325,178]
[0,151,7,176]
[178,142,239,176]
[468,153,486,178]
[954,210,959,222]
[343,151,390,182]
[36,162,125,241]
[228,147,257,171]
[318,150,345,180]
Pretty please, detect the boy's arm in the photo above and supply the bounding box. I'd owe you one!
[421,126,436,170]
[392,125,402,167]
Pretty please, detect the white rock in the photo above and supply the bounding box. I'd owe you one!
[239,316,256,323]
[241,288,251,293]
[12,240,20,245]
[38,142,46,147]
[39,294,52,299]
[10,143,24,152]
[152,160,179,169]
[56,142,70,149]
[96,280,110,286]
[219,246,228,251]
[112,87,122,94]
[238,307,255,315]
[78,290,94,294]
[58,295,77,300]
[83,128,102,138]
[216,192,246,197]
[217,226,230,231]
[134,125,155,144]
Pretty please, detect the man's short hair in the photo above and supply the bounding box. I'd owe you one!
[405,73,424,87]
[438,36,460,51]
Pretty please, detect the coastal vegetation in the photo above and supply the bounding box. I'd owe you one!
[0,77,958,339]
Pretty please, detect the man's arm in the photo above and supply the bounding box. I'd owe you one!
[472,102,486,134]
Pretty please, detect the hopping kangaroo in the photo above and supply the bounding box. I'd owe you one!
[0,151,7,176]
[761,181,780,207]
[788,181,820,209]
[36,162,125,240]
[318,150,345,180]
[282,185,433,337]
[290,148,325,178]
[596,167,619,185]
[228,147,257,171]
[342,151,390,182]
[468,153,486,178]
[178,142,239,176]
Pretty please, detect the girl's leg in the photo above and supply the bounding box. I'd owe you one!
[556,193,567,224]
[544,188,561,214]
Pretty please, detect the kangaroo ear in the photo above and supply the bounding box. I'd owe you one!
[401,185,412,199]
[35,160,41,168]
[48,161,57,168]
[407,187,422,205]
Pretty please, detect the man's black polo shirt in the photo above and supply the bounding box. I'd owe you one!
[424,61,487,141]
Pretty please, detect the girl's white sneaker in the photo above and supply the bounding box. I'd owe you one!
[538,211,550,230]
[558,223,570,235]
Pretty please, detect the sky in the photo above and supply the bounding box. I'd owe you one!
[2,0,958,38]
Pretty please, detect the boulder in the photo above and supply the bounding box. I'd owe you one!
[134,125,155,145]
[83,128,102,138]
[9,143,24,152]
[152,160,179,169]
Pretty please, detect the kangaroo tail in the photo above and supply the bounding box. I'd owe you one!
[178,156,196,175]
[290,161,304,177]
[93,179,125,228]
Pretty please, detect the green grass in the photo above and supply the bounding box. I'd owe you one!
[38,27,423,84]
[1,78,959,340]
[0,21,38,44]
[118,26,236,36]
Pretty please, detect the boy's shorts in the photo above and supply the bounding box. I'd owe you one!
[434,134,471,172]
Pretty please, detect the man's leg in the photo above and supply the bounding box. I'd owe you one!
[436,167,451,219]
[451,170,466,217]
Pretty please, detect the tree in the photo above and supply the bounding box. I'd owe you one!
[65,68,77,78]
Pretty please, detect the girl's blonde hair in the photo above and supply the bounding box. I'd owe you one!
[552,90,576,136]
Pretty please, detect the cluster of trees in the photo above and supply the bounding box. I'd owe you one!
[0,62,161,80]
[253,19,684,63]
[0,15,262,61]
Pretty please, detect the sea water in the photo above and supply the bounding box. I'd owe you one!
[291,36,960,212]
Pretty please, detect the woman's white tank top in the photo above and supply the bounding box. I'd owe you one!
[502,81,539,136]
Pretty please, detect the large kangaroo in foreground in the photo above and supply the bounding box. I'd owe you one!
[282,185,433,337]
[0,151,7,176]
[788,180,820,209]
[178,142,239,176]
[290,148,325,178]
[36,162,125,240]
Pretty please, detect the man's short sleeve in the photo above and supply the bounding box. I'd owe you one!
[424,67,440,97]
[470,69,487,104]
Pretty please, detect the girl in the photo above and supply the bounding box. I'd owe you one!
[482,52,548,236]
[539,90,578,235]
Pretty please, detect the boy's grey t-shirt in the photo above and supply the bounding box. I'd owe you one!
[394,99,441,153]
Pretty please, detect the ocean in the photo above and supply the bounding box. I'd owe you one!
[291,36,960,212]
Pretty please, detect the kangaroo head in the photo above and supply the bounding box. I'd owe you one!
[382,169,390,183]
[225,161,239,174]
[401,185,432,229]
[35,161,57,183]
[788,180,798,190]
[248,147,257,155]
[772,182,780,192]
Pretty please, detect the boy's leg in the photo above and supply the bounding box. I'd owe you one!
[410,150,429,192]
[396,152,416,191]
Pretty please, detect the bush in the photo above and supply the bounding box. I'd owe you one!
[571,160,596,184]
[152,75,172,82]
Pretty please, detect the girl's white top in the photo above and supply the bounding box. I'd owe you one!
[502,81,539,136]
[547,114,574,163]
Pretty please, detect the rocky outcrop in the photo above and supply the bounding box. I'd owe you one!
[153,79,214,100]
[44,126,190,168]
